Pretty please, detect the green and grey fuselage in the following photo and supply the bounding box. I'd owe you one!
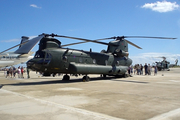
[27,37,132,76]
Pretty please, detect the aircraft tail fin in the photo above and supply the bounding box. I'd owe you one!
[14,35,44,54]
[19,36,29,48]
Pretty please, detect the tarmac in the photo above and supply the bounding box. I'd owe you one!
[0,68,180,120]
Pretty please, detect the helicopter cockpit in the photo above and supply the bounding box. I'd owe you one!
[34,50,51,64]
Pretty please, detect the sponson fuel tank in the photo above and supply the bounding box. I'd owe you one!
[68,57,132,75]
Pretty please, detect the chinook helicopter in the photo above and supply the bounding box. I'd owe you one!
[27,33,176,81]
[154,57,178,71]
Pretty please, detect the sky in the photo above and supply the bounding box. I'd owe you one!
[0,0,180,66]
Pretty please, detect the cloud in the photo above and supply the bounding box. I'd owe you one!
[29,36,38,39]
[1,38,20,43]
[30,4,41,9]
[141,1,179,13]
[130,52,180,65]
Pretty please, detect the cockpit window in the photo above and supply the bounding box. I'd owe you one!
[45,53,51,59]
[62,56,68,62]
[34,51,45,58]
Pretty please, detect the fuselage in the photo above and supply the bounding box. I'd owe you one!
[27,48,132,75]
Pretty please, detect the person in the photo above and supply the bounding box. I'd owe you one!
[9,67,13,78]
[144,63,148,75]
[130,65,133,75]
[6,69,10,78]
[140,64,143,75]
[128,66,131,75]
[21,66,24,78]
[134,64,137,75]
[18,67,21,78]
[137,64,141,75]
[148,64,151,75]
[13,67,16,78]
[154,65,157,76]
[27,68,30,78]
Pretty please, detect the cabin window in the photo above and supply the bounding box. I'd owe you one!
[116,61,119,65]
[79,57,83,63]
[105,60,108,65]
[62,56,68,62]
[93,59,96,64]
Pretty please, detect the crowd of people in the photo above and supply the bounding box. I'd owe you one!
[3,64,158,79]
[4,66,25,78]
[128,63,158,76]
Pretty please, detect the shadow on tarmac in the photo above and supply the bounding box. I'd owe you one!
[0,76,148,88]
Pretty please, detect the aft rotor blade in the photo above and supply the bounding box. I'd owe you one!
[125,39,142,49]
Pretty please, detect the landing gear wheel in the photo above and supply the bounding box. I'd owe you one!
[82,76,90,82]
[43,72,51,76]
[62,74,70,80]
[103,74,106,78]
[123,74,128,78]
[100,74,106,78]
[52,73,56,77]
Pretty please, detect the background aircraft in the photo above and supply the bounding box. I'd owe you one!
[0,35,43,68]
[154,57,178,71]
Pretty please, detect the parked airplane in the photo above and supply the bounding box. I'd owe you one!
[0,35,43,68]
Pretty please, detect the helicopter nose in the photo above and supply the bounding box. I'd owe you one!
[27,60,40,71]
[27,58,50,71]
[27,60,35,70]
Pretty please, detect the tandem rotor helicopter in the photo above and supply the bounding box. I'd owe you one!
[26,33,176,81]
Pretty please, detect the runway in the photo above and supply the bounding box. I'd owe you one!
[0,68,180,120]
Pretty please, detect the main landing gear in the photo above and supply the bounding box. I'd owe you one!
[82,75,90,82]
[62,74,70,80]
[62,74,90,82]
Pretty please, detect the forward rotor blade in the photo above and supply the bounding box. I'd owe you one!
[62,41,88,47]
[14,35,44,54]
[0,41,29,54]
[55,35,109,46]
[45,34,176,48]
[62,37,115,47]
[92,37,116,40]
[47,33,177,40]
[125,39,142,49]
